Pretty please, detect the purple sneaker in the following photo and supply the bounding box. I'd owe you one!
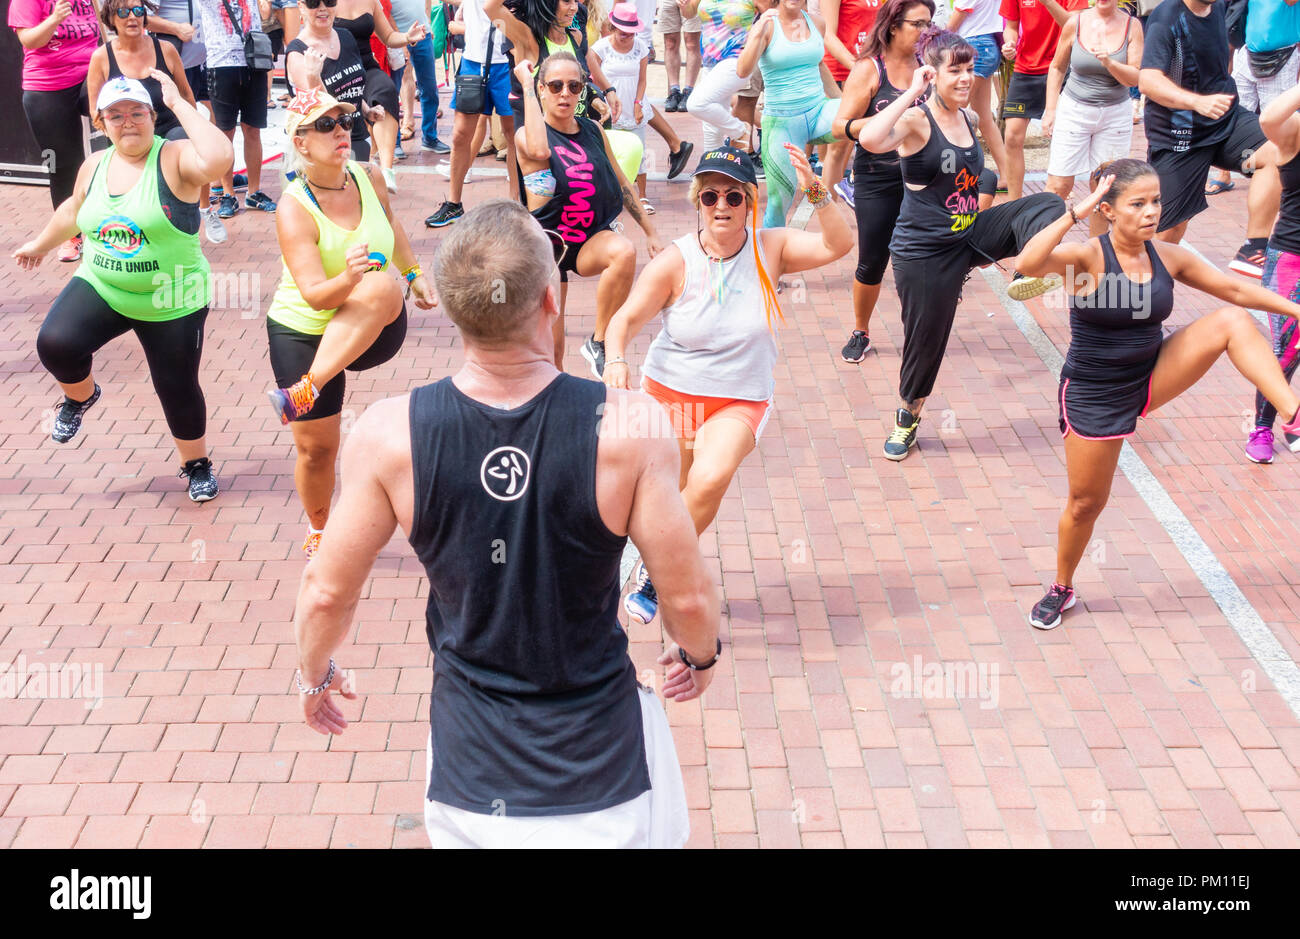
[1245,427,1275,464]
[834,177,854,205]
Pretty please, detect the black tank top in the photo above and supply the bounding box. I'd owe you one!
[1063,233,1175,384]
[852,56,927,185]
[406,374,648,816]
[530,116,623,249]
[889,104,983,259]
[334,12,380,72]
[106,38,180,138]
[287,31,369,146]
[1271,150,1300,256]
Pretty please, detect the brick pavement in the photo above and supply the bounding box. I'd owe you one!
[1,65,1299,848]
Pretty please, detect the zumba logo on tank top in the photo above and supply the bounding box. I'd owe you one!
[95,216,151,259]
[947,168,980,233]
[552,142,600,244]
[480,446,531,501]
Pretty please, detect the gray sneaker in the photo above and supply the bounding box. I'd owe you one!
[883,408,920,461]
[201,209,228,245]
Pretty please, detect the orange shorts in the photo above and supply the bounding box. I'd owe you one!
[642,376,772,442]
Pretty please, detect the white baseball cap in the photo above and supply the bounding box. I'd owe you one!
[96,77,154,113]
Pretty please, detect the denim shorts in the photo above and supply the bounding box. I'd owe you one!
[968,33,1001,79]
[272,0,296,9]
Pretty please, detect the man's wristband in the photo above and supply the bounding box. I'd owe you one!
[679,639,723,671]
[403,264,422,284]
[295,657,336,695]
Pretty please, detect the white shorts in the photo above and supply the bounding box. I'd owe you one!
[423,684,689,848]
[1232,45,1300,114]
[1047,92,1134,179]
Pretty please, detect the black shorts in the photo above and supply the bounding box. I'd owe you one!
[185,64,208,102]
[266,307,408,421]
[1058,371,1154,440]
[267,27,285,59]
[1002,71,1048,121]
[364,67,400,118]
[208,66,270,131]
[555,221,619,282]
[1149,106,1268,232]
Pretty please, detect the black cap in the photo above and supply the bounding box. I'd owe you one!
[692,141,757,186]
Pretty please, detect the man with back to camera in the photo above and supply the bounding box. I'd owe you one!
[292,199,722,848]
[1139,0,1284,277]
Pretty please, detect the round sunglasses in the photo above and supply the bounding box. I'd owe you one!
[302,0,338,8]
[699,188,746,208]
[297,112,360,133]
[542,79,586,96]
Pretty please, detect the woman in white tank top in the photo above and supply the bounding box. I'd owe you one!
[603,142,853,625]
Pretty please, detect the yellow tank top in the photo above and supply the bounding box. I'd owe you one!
[266,162,396,335]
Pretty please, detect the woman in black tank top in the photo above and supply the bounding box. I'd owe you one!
[86,1,196,140]
[1013,158,1300,630]
[856,27,1065,462]
[514,53,662,372]
[830,0,934,364]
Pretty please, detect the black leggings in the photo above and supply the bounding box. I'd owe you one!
[893,191,1064,403]
[23,84,88,210]
[36,277,209,440]
[853,180,904,286]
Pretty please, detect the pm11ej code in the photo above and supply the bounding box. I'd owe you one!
[1131,875,1250,890]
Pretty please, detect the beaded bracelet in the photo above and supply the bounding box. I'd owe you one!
[804,181,831,208]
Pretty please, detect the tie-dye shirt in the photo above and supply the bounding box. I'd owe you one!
[698,0,756,68]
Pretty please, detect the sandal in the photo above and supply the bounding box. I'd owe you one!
[639,197,655,215]
[476,141,496,157]
[1205,178,1235,196]
[401,123,415,141]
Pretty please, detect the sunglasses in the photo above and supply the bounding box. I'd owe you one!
[699,188,746,208]
[302,0,338,8]
[297,112,360,133]
[543,229,569,266]
[114,5,147,16]
[542,79,585,96]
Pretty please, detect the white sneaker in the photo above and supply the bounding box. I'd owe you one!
[201,209,228,245]
[383,167,398,193]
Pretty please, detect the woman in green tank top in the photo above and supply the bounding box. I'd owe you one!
[265,88,436,558]
[12,71,235,503]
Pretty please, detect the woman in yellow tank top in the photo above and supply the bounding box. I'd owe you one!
[266,88,436,558]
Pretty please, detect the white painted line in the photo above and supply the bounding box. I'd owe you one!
[1177,239,1269,329]
[980,266,1300,718]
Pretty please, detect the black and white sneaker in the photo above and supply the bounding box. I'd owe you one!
[179,457,219,503]
[883,408,919,461]
[841,330,871,363]
[51,384,101,443]
[581,335,606,378]
[424,200,464,228]
[1029,583,1076,629]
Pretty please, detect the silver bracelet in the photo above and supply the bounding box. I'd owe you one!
[296,657,336,695]
[606,356,628,366]
[810,193,832,210]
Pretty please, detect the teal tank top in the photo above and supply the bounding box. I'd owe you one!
[758,11,826,113]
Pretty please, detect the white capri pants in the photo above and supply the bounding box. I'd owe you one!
[686,57,750,150]
[424,684,690,848]
[1047,92,1134,179]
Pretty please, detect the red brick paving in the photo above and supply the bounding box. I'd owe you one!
[2,86,1299,848]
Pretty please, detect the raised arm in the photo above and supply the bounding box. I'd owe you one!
[858,65,933,155]
[736,8,777,79]
[513,59,551,162]
[294,398,407,733]
[833,56,878,141]
[484,0,540,63]
[1013,177,1113,278]
[155,70,234,188]
[762,144,853,275]
[603,246,686,390]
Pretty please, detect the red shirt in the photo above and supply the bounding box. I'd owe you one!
[998,0,1087,75]
[823,0,880,82]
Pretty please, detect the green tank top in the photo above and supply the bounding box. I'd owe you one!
[266,162,396,336]
[74,136,209,322]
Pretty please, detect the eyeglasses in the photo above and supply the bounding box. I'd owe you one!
[103,108,152,125]
[903,18,932,28]
[302,0,338,8]
[699,188,746,208]
[113,5,147,17]
[297,112,360,133]
[543,229,569,266]
[542,79,585,96]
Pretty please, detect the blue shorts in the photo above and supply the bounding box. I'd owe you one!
[272,0,296,9]
[451,59,513,117]
[968,33,1001,79]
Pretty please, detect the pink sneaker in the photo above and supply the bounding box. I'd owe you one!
[1245,427,1275,464]
[1281,408,1300,443]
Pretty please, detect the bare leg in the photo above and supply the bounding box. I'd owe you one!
[682,416,756,534]
[448,109,478,203]
[174,435,208,463]
[242,123,263,193]
[852,280,883,334]
[663,31,681,90]
[304,271,403,388]
[1003,117,1029,201]
[1246,164,1281,241]
[289,414,342,529]
[1056,433,1123,585]
[683,31,702,87]
[574,230,637,341]
[971,76,1009,183]
[371,113,399,172]
[647,107,682,151]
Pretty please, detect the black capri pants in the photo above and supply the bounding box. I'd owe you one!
[892,191,1064,403]
[23,84,88,210]
[36,277,209,440]
[266,305,408,421]
[853,178,905,286]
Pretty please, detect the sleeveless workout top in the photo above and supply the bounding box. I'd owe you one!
[889,104,984,259]
[266,161,395,335]
[642,231,780,402]
[505,25,589,113]
[1063,14,1131,108]
[334,12,380,72]
[1271,150,1300,256]
[406,374,646,816]
[853,55,928,185]
[75,136,208,322]
[106,38,181,137]
[759,11,826,112]
[529,116,622,252]
[1063,233,1175,384]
